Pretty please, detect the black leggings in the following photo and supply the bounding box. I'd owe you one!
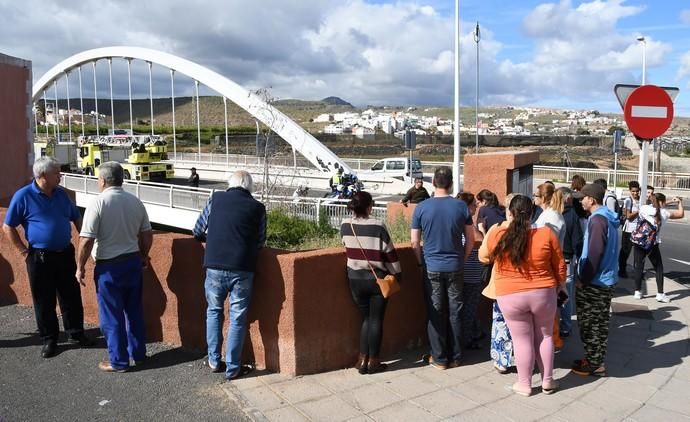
[633,244,664,293]
[349,277,387,356]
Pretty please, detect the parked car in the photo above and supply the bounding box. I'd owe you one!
[369,157,423,180]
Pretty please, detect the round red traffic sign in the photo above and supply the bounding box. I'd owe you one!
[623,85,674,140]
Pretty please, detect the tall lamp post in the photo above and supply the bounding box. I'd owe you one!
[474,22,480,153]
[636,36,650,191]
[452,0,461,194]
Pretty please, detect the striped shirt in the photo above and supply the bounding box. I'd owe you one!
[341,217,402,280]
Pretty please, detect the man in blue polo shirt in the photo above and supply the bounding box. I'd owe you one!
[411,166,474,369]
[3,157,91,358]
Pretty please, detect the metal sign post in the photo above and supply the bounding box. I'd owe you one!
[613,129,622,188]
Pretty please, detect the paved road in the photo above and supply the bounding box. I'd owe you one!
[0,304,249,422]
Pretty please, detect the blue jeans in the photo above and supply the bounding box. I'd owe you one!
[95,255,147,369]
[559,258,577,334]
[424,270,464,364]
[205,268,254,377]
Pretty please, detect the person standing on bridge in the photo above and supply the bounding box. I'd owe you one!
[3,157,92,358]
[193,170,266,380]
[188,167,200,188]
[76,161,153,372]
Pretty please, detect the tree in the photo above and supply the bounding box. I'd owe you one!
[607,125,626,135]
[576,127,590,135]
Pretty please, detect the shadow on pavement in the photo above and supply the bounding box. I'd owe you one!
[133,347,206,371]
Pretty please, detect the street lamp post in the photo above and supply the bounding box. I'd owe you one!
[453,0,461,195]
[474,22,480,154]
[636,36,650,191]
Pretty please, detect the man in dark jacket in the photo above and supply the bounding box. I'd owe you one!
[401,177,430,206]
[557,187,584,336]
[193,170,266,380]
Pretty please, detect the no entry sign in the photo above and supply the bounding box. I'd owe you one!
[621,85,674,140]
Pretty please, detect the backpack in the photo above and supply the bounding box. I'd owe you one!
[605,193,624,228]
[630,218,658,251]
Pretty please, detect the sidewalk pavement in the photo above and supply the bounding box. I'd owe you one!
[221,273,690,422]
[1,272,688,421]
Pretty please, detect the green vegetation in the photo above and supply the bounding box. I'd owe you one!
[266,208,338,250]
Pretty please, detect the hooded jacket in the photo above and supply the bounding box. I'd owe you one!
[577,205,620,287]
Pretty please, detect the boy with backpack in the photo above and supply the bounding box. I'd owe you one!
[618,181,641,278]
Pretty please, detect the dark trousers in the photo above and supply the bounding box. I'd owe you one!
[424,270,464,364]
[460,282,482,346]
[349,276,387,357]
[576,284,614,367]
[95,255,147,369]
[25,245,85,342]
[618,232,633,273]
[633,244,664,293]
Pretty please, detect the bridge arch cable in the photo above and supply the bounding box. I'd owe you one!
[31,46,350,174]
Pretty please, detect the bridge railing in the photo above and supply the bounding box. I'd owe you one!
[60,174,388,229]
[173,152,690,190]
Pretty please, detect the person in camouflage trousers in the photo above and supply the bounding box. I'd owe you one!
[573,183,620,377]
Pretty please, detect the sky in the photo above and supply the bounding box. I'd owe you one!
[2,0,690,116]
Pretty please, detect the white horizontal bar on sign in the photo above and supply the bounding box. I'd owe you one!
[631,105,668,119]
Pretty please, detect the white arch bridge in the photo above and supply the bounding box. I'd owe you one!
[31,46,352,174]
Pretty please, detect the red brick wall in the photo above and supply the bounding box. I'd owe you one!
[0,54,33,206]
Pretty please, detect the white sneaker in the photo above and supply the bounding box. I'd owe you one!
[656,293,671,303]
[633,291,642,299]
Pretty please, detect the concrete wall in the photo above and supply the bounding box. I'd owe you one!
[0,53,33,205]
[0,208,426,375]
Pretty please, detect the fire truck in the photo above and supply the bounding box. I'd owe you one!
[77,135,175,181]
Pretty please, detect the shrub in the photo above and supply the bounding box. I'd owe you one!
[266,208,337,250]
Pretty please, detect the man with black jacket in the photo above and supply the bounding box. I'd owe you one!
[193,170,266,380]
[557,187,584,337]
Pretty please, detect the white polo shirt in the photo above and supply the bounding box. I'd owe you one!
[80,186,152,260]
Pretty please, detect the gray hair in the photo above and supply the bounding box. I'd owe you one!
[98,161,124,186]
[227,170,253,192]
[33,156,60,179]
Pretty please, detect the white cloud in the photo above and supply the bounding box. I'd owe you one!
[681,9,690,25]
[0,0,675,110]
[677,51,690,81]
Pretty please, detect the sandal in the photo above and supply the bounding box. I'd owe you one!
[542,380,559,395]
[226,364,255,380]
[512,382,532,397]
[493,362,509,374]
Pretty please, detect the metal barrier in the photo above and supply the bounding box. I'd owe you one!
[61,174,387,228]
[173,152,690,190]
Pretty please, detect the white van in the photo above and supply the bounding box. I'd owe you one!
[369,157,423,180]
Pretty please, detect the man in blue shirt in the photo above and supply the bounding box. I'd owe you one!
[411,166,474,369]
[193,170,266,380]
[3,157,91,358]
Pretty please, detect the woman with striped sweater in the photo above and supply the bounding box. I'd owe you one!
[341,192,402,375]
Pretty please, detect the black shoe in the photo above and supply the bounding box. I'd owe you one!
[68,334,95,347]
[41,341,58,358]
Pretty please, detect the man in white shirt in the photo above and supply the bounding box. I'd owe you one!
[617,181,641,278]
[76,162,153,372]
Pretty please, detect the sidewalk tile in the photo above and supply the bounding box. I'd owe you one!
[409,389,478,418]
[413,366,466,388]
[444,362,493,382]
[258,372,292,385]
[648,389,690,416]
[231,375,264,391]
[672,363,690,382]
[552,400,613,422]
[578,389,642,419]
[338,382,402,413]
[382,373,439,399]
[610,367,671,388]
[627,404,690,421]
[369,401,439,422]
[264,406,310,422]
[441,405,503,421]
[345,416,374,422]
[549,373,606,399]
[626,351,683,376]
[649,320,687,334]
[242,385,289,412]
[450,376,512,405]
[518,388,580,413]
[484,396,550,421]
[598,378,658,403]
[296,395,363,422]
[312,369,374,393]
[273,378,332,404]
